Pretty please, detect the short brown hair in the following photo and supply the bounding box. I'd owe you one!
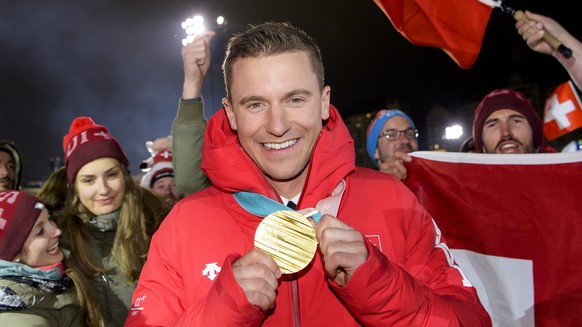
[222,22,325,100]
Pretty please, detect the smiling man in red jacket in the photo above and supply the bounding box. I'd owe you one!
[125,22,491,327]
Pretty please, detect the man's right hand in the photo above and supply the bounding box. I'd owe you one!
[182,30,215,99]
[232,248,282,311]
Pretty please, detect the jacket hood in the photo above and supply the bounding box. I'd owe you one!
[201,105,355,203]
[0,141,23,189]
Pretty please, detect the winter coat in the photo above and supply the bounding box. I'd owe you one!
[0,261,81,326]
[125,106,491,326]
[87,211,137,327]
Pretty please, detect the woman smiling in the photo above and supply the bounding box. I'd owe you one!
[0,190,102,326]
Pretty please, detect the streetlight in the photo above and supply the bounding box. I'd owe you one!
[443,124,463,140]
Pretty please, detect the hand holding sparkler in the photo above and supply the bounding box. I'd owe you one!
[182,29,215,99]
[179,15,228,99]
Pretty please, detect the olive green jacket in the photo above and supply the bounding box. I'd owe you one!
[0,262,81,326]
[86,211,135,327]
[172,98,211,197]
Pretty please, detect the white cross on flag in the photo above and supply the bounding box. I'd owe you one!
[543,81,582,140]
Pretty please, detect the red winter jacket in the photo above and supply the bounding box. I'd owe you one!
[125,106,491,326]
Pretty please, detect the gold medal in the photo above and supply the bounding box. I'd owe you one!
[254,210,318,274]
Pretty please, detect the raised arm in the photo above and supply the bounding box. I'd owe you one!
[172,31,215,196]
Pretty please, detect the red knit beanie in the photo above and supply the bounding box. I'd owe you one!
[140,150,174,188]
[472,89,544,153]
[63,117,129,186]
[0,191,45,261]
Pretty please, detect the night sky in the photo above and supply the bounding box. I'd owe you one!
[1,0,577,184]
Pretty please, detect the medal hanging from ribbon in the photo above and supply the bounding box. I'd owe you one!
[234,180,345,274]
[255,210,319,274]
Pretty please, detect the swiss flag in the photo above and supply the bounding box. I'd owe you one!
[405,151,582,326]
[543,81,582,141]
[373,0,492,69]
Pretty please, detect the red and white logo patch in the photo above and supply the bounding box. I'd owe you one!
[364,234,382,252]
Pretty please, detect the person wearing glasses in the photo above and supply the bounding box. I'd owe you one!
[366,109,418,180]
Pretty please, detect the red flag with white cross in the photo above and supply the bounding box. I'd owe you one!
[405,151,582,326]
[543,81,582,140]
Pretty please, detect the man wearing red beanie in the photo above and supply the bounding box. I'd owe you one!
[472,89,556,153]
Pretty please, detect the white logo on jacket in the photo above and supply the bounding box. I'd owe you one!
[202,262,221,281]
[130,295,147,316]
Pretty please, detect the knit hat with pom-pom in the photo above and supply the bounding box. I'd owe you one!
[63,117,129,186]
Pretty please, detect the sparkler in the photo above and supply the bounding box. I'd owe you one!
[479,0,572,58]
[180,15,227,46]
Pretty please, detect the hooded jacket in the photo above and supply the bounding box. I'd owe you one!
[125,106,491,326]
[0,141,23,189]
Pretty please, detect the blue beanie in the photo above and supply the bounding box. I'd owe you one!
[366,109,416,168]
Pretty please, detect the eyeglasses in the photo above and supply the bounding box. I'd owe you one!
[378,128,419,141]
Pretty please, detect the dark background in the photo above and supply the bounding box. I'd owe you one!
[1,0,578,185]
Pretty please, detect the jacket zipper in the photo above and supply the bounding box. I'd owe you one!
[291,277,301,327]
[244,143,303,326]
[101,273,116,322]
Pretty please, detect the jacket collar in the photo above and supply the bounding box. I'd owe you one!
[201,105,355,206]
[88,210,120,232]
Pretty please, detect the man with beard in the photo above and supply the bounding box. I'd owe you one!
[0,141,23,190]
[366,109,418,180]
[472,89,556,154]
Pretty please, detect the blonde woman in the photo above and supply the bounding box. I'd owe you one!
[56,117,170,326]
